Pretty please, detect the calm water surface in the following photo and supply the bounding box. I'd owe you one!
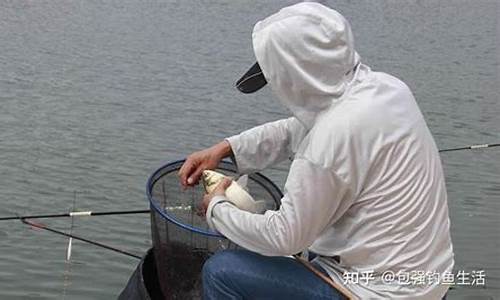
[0,1,498,299]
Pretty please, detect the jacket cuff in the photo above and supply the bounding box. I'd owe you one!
[205,195,231,231]
[224,137,239,171]
[225,135,249,173]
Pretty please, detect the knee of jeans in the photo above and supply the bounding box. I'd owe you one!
[202,250,240,282]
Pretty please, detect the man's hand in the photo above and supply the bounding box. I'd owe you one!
[200,178,232,215]
[178,140,233,187]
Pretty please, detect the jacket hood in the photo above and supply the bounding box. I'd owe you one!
[252,2,360,129]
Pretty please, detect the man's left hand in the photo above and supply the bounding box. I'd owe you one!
[200,177,232,215]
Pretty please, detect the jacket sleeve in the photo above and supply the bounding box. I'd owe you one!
[205,158,351,256]
[226,117,307,173]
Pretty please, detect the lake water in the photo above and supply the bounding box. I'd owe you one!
[0,0,498,299]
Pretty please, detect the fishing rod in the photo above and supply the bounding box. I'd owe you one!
[0,209,150,221]
[439,142,500,153]
[2,142,497,223]
[21,218,141,260]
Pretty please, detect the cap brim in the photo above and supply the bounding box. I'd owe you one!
[235,62,267,94]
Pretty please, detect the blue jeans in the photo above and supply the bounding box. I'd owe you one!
[202,249,345,300]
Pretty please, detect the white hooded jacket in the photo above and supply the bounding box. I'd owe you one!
[206,3,454,299]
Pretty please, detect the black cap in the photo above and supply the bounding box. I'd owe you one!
[235,62,267,93]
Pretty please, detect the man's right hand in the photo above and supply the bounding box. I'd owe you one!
[178,140,233,187]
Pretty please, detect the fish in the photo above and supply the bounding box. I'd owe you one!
[201,170,267,214]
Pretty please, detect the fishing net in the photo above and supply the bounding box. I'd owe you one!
[147,159,283,299]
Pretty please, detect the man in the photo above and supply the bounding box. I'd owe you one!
[179,2,454,299]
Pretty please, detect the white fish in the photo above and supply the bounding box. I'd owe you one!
[201,170,267,214]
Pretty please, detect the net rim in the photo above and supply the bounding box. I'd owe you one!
[146,159,283,237]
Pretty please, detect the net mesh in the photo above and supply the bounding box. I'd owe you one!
[147,160,283,299]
